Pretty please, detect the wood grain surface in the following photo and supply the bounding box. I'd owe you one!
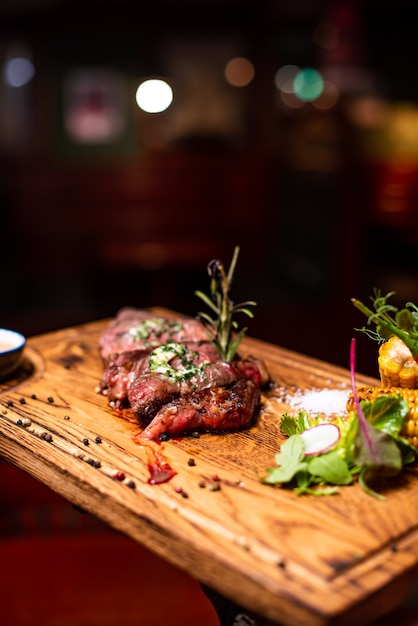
[1,311,418,626]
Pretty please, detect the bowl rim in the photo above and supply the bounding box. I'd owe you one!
[0,328,26,355]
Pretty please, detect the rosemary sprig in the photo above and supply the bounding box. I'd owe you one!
[352,289,418,357]
[195,246,256,361]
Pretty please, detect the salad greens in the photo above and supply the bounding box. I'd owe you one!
[262,396,414,499]
[262,339,417,500]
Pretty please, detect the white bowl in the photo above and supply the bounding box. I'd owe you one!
[0,329,26,381]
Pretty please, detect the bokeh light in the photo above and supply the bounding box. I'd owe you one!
[135,79,173,113]
[346,96,390,129]
[3,57,35,87]
[224,56,255,87]
[293,68,324,102]
[312,80,339,110]
[274,64,300,94]
[280,90,306,109]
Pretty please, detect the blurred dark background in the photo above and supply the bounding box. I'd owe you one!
[1,0,418,376]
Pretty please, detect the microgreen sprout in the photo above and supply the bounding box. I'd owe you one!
[352,289,418,358]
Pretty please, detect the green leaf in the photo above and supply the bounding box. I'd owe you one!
[358,468,386,501]
[262,462,308,484]
[396,308,415,332]
[196,311,216,327]
[307,451,353,485]
[194,291,219,315]
[353,421,403,477]
[361,395,409,439]
[274,434,305,464]
[226,329,247,362]
[399,442,416,465]
[280,412,310,436]
[262,435,307,484]
[294,469,311,489]
[234,306,256,318]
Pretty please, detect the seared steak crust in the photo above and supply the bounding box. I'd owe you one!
[140,378,260,440]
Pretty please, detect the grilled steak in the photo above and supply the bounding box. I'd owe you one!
[129,359,239,421]
[101,340,218,406]
[98,308,269,440]
[100,349,152,404]
[99,308,210,360]
[140,378,261,440]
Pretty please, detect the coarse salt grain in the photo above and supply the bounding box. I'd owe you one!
[284,388,350,417]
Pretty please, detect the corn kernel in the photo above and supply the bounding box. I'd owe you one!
[378,336,418,389]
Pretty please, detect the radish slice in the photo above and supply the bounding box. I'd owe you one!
[300,424,340,456]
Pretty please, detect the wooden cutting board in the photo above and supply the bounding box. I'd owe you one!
[1,311,418,626]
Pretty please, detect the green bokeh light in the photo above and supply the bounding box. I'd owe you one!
[293,68,324,102]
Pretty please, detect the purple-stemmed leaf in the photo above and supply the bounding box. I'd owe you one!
[350,338,402,498]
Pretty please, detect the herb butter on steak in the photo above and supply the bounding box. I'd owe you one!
[99,308,210,360]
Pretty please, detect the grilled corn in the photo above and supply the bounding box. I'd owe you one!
[378,336,418,388]
[352,292,418,388]
[348,386,418,448]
